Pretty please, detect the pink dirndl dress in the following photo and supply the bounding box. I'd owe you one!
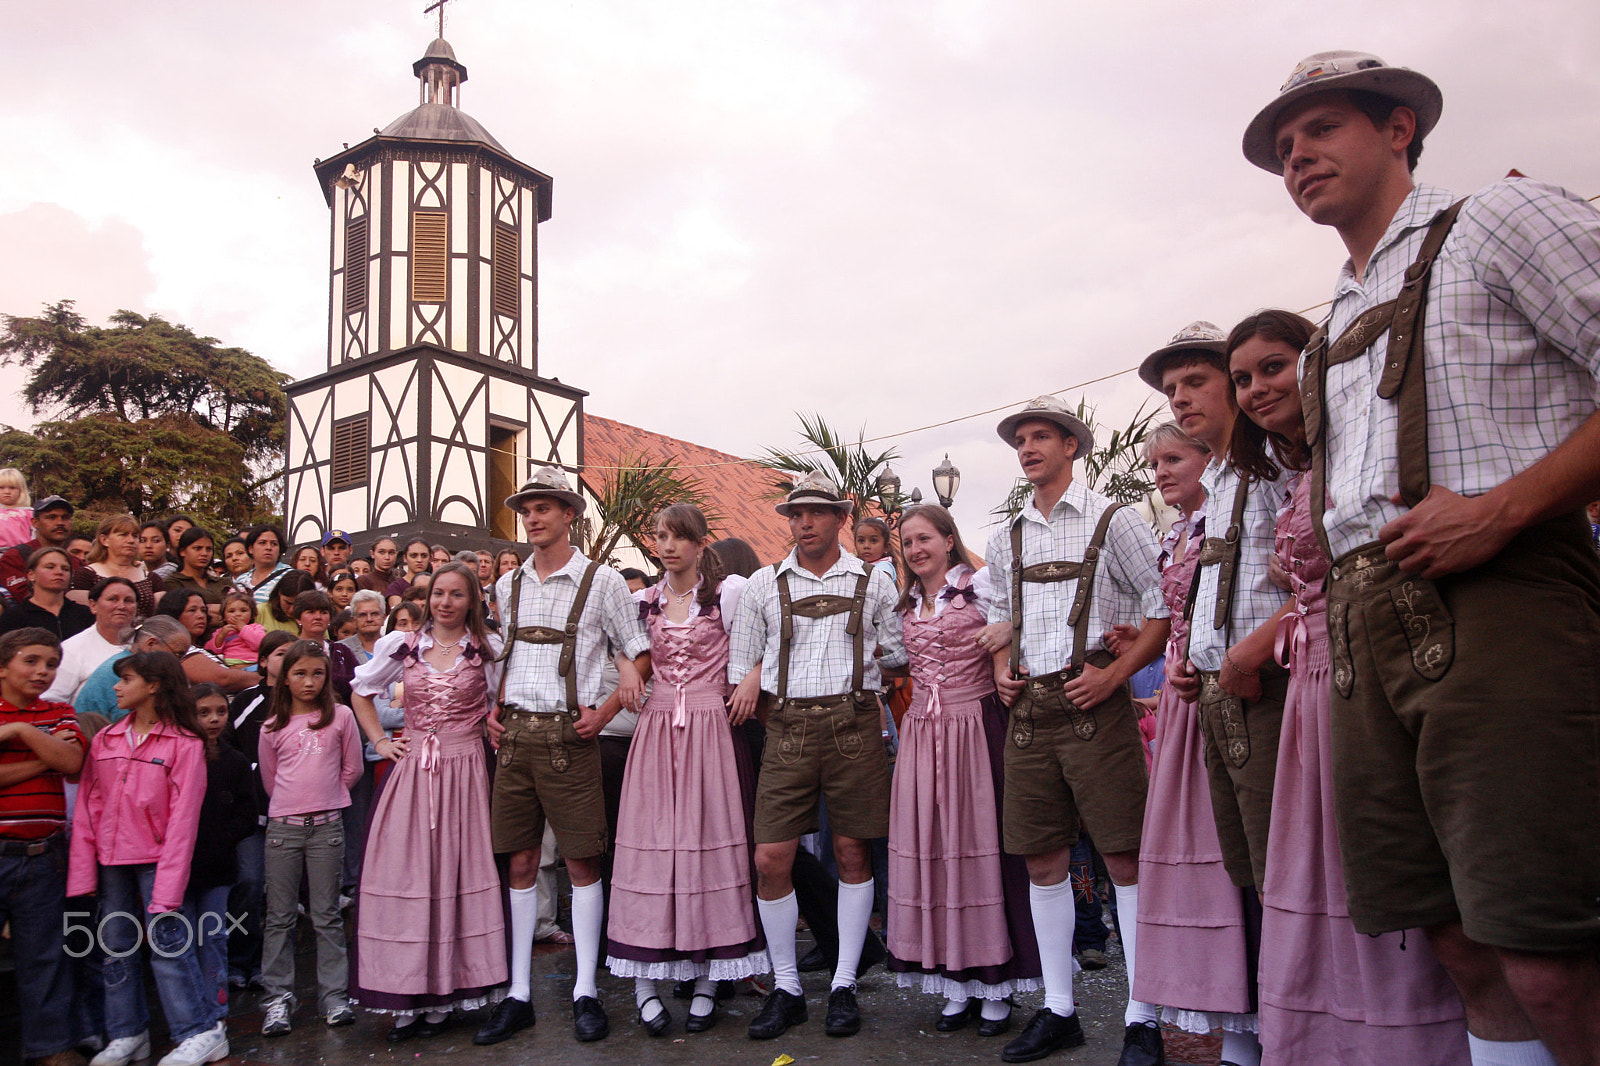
[605,580,767,980]
[1134,513,1256,1034]
[887,566,1041,1000]
[353,632,508,1013]
[1258,472,1468,1065]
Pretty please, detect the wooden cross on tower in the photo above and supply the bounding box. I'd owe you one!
[424,0,456,38]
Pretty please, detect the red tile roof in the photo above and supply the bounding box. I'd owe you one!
[581,414,795,565]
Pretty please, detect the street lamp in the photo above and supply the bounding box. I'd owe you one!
[876,464,901,501]
[932,454,961,508]
[909,487,923,505]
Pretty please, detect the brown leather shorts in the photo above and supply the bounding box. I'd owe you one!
[1196,666,1287,889]
[490,710,607,860]
[753,692,890,844]
[1002,651,1148,857]
[1328,516,1600,951]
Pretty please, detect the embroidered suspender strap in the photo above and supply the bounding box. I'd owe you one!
[559,560,602,712]
[847,569,871,694]
[776,569,794,700]
[1067,503,1124,670]
[1009,518,1025,681]
[1302,199,1466,556]
[774,568,875,698]
[1209,474,1252,632]
[493,567,523,705]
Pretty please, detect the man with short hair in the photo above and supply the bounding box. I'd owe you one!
[474,465,648,1047]
[320,530,352,574]
[1248,50,1600,1066]
[729,472,906,1042]
[985,397,1170,1066]
[0,496,83,604]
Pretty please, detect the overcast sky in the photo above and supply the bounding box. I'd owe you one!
[5,0,1599,543]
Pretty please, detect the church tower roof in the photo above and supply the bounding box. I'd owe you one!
[378,36,508,153]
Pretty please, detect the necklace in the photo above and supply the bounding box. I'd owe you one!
[432,632,465,651]
[665,577,696,603]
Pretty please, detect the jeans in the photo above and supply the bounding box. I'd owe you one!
[261,817,348,1012]
[1,836,77,1057]
[1069,833,1109,954]
[228,827,265,983]
[98,863,223,1043]
[186,882,233,1017]
[341,764,376,893]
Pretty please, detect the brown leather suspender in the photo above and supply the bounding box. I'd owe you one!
[1181,472,1251,662]
[1302,199,1467,555]
[495,558,603,713]
[774,566,873,701]
[1008,502,1125,680]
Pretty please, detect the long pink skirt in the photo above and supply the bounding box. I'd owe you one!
[606,681,765,981]
[354,731,507,1011]
[1259,611,1469,1064]
[1135,682,1255,1032]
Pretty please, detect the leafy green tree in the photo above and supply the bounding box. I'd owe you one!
[0,300,289,531]
[754,412,901,518]
[581,452,721,568]
[990,398,1160,519]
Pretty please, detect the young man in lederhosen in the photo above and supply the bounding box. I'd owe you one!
[984,396,1171,1066]
[473,465,649,1047]
[1248,50,1600,1066]
[728,473,906,1042]
[1142,323,1291,891]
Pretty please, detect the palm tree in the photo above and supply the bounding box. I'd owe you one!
[581,451,720,567]
[990,398,1160,519]
[753,412,901,518]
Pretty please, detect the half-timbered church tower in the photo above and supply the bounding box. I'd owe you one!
[284,35,584,550]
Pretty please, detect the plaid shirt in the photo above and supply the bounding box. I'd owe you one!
[728,550,906,697]
[1319,179,1600,559]
[493,551,649,712]
[984,479,1167,677]
[1186,460,1291,671]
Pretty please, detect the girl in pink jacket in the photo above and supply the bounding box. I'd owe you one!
[69,649,229,1066]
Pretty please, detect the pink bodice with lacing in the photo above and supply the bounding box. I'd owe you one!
[902,571,992,701]
[1158,513,1204,659]
[643,596,731,728]
[1274,471,1331,669]
[398,638,492,827]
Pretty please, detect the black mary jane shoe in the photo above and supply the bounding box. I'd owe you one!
[977,998,1014,1038]
[935,1000,979,1032]
[572,996,610,1042]
[684,994,719,1033]
[638,996,672,1038]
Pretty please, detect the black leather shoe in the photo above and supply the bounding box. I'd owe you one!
[747,988,806,1040]
[473,997,534,1045]
[1001,1008,1085,1063]
[797,943,835,972]
[412,1012,452,1038]
[572,996,609,1042]
[1116,1021,1165,1066]
[684,994,719,1033]
[386,1022,421,1043]
[935,1000,977,1032]
[977,998,1014,1037]
[824,985,861,1037]
[637,996,671,1037]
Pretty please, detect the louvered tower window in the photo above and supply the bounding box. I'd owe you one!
[492,224,519,317]
[331,415,370,490]
[343,216,368,315]
[411,211,448,302]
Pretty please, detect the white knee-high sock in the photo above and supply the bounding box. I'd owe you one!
[1220,1029,1261,1066]
[943,996,970,1016]
[758,892,801,996]
[689,976,716,1017]
[831,878,875,991]
[570,880,604,1001]
[1029,879,1076,1017]
[507,885,537,1002]
[634,977,663,1022]
[1114,882,1158,1026]
[981,996,1010,1021]
[1467,1035,1559,1066]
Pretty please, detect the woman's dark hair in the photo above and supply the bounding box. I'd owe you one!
[114,651,202,739]
[257,628,297,668]
[269,570,318,623]
[162,514,196,536]
[291,590,334,619]
[328,571,358,595]
[385,601,425,634]
[176,526,214,556]
[1226,309,1316,480]
[290,544,326,583]
[242,524,286,557]
[221,535,247,559]
[653,504,725,612]
[89,575,139,602]
[708,537,761,579]
[155,587,211,639]
[893,504,978,615]
[265,640,336,733]
[331,608,355,636]
[189,681,230,760]
[423,562,494,652]
[403,537,432,568]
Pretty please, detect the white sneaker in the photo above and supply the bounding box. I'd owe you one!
[262,994,294,1036]
[156,1022,229,1066]
[325,1002,356,1027]
[90,1032,151,1066]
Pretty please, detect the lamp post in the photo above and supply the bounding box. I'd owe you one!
[932,454,961,508]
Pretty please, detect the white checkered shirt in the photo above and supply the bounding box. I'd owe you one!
[984,480,1167,677]
[1185,460,1291,671]
[728,550,906,697]
[1318,180,1600,560]
[494,551,649,712]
